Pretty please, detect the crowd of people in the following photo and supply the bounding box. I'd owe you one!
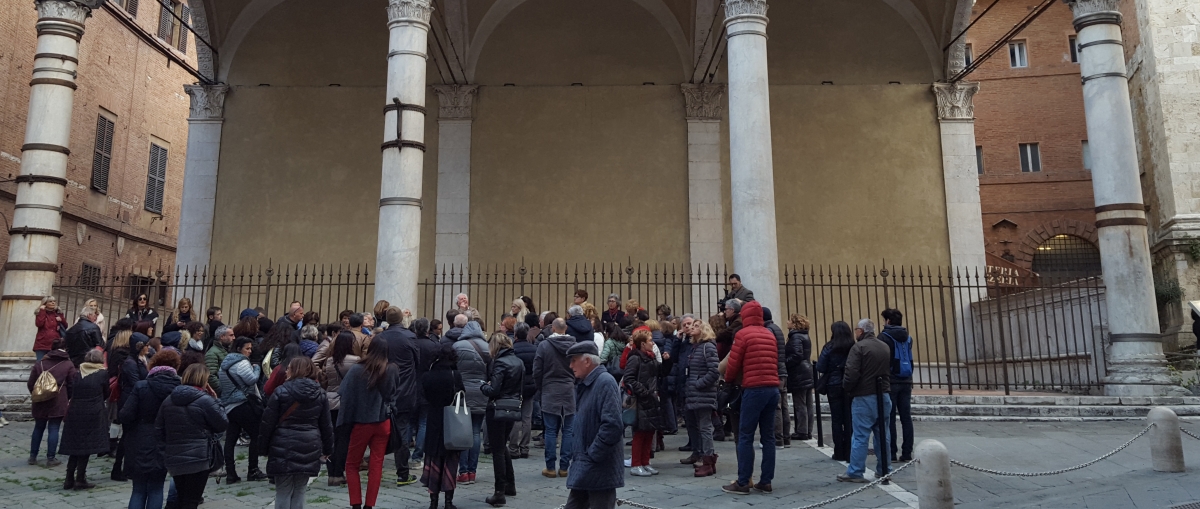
[22,274,918,509]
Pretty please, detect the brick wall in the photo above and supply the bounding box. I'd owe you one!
[0,1,195,282]
[966,0,1096,269]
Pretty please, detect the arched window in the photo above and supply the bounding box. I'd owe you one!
[1032,234,1102,280]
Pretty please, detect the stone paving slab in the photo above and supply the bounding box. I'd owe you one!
[3,418,1200,509]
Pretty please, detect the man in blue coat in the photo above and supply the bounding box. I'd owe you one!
[565,341,623,509]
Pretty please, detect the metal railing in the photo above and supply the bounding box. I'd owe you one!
[48,261,1107,392]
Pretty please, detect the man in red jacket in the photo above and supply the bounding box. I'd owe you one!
[720,301,779,495]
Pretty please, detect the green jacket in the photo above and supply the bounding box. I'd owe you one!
[205,344,228,395]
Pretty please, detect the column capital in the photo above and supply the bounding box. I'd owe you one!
[184,84,229,121]
[1062,0,1122,30]
[35,0,92,24]
[432,84,479,120]
[681,83,725,121]
[725,0,768,20]
[387,0,433,26]
[933,81,979,121]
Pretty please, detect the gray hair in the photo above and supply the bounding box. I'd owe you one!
[857,318,875,335]
[454,314,469,327]
[300,324,320,341]
[681,313,695,322]
[580,353,601,367]
[84,349,105,364]
[568,305,584,317]
[726,299,743,313]
[552,318,567,332]
[215,325,233,338]
[80,305,98,319]
[607,293,620,302]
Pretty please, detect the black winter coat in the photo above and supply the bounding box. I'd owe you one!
[414,335,442,407]
[684,341,720,411]
[58,368,110,456]
[624,348,664,431]
[259,377,335,477]
[381,326,420,412]
[480,348,523,411]
[64,319,103,367]
[120,369,180,480]
[156,384,228,476]
[120,356,148,410]
[668,335,693,395]
[511,339,538,399]
[785,329,814,392]
[565,315,593,344]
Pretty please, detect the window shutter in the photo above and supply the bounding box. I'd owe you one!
[157,3,173,40]
[91,115,114,193]
[145,144,167,214]
[125,0,138,17]
[178,4,191,53]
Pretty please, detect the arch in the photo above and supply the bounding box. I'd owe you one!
[1031,234,1102,280]
[189,0,217,80]
[944,0,975,79]
[216,0,287,82]
[1016,220,1100,267]
[467,0,692,83]
[877,0,944,79]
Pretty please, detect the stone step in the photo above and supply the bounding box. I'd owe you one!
[911,395,1200,406]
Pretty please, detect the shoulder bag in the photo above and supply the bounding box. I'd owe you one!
[444,390,474,451]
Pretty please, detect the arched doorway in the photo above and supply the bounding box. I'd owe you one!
[1031,234,1101,280]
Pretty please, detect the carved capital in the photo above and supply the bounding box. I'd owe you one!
[432,84,479,120]
[35,0,92,24]
[387,0,433,26]
[184,84,229,120]
[933,81,979,121]
[725,0,768,19]
[1063,0,1122,29]
[681,84,725,121]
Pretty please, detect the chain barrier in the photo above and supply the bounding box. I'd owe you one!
[950,423,1154,477]
[786,458,918,509]
[1180,427,1200,441]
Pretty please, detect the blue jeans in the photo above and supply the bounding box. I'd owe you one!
[846,395,892,478]
[542,412,574,471]
[166,478,177,504]
[458,414,484,474]
[129,477,166,509]
[413,406,427,462]
[30,418,62,459]
[735,387,778,487]
[34,350,47,361]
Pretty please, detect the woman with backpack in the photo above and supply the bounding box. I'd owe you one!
[785,314,815,441]
[27,337,76,466]
[259,357,335,509]
[816,321,855,461]
[322,331,360,487]
[58,349,111,489]
[598,323,627,381]
[338,336,397,509]
[157,363,228,509]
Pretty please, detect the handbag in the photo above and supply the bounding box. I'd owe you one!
[621,393,637,426]
[207,433,224,473]
[814,371,829,395]
[31,359,64,403]
[490,397,522,422]
[443,391,473,451]
[385,407,404,455]
[716,380,742,415]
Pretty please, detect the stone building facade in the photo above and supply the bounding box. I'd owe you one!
[0,0,196,309]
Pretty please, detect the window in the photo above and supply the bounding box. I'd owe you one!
[1032,235,1102,280]
[1082,140,1092,171]
[112,0,138,16]
[126,274,168,306]
[976,146,984,175]
[145,143,168,214]
[80,263,102,293]
[91,114,115,193]
[1019,143,1041,172]
[1069,36,1079,63]
[965,44,973,67]
[157,1,191,53]
[1009,41,1028,68]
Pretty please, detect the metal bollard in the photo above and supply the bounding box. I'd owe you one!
[1147,406,1185,472]
[915,439,953,509]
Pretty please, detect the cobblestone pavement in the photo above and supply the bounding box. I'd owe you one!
[1,419,1199,509]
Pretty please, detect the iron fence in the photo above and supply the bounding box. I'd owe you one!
[48,261,1108,393]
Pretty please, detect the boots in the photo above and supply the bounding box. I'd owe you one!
[679,453,701,465]
[62,474,74,490]
[74,462,95,490]
[486,491,506,507]
[693,455,716,477]
[444,490,458,509]
[655,432,665,452]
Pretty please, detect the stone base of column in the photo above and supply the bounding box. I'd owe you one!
[0,354,35,420]
[1104,343,1190,396]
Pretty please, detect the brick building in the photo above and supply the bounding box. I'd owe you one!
[0,0,197,307]
[966,0,1103,279]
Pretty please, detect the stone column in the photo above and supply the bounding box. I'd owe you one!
[1065,0,1183,396]
[681,83,726,317]
[933,82,986,273]
[375,0,432,309]
[431,84,477,270]
[724,0,781,313]
[175,84,228,284]
[0,0,92,354]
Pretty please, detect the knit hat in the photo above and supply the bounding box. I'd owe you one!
[240,308,259,321]
[161,331,183,349]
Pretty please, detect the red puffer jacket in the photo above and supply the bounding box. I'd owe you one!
[723,301,780,389]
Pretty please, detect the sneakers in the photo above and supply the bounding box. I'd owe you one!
[456,472,475,484]
[237,436,251,446]
[752,482,772,493]
[541,469,557,478]
[0,417,9,427]
[836,474,869,483]
[721,481,750,495]
[397,475,417,486]
[629,466,652,477]
[247,468,268,482]
[623,458,632,468]
[409,459,424,469]
[643,465,659,475]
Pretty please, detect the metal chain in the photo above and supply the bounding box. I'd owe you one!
[785,459,918,509]
[950,423,1154,477]
[1181,427,1200,441]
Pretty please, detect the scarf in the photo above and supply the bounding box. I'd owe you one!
[80,362,104,378]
